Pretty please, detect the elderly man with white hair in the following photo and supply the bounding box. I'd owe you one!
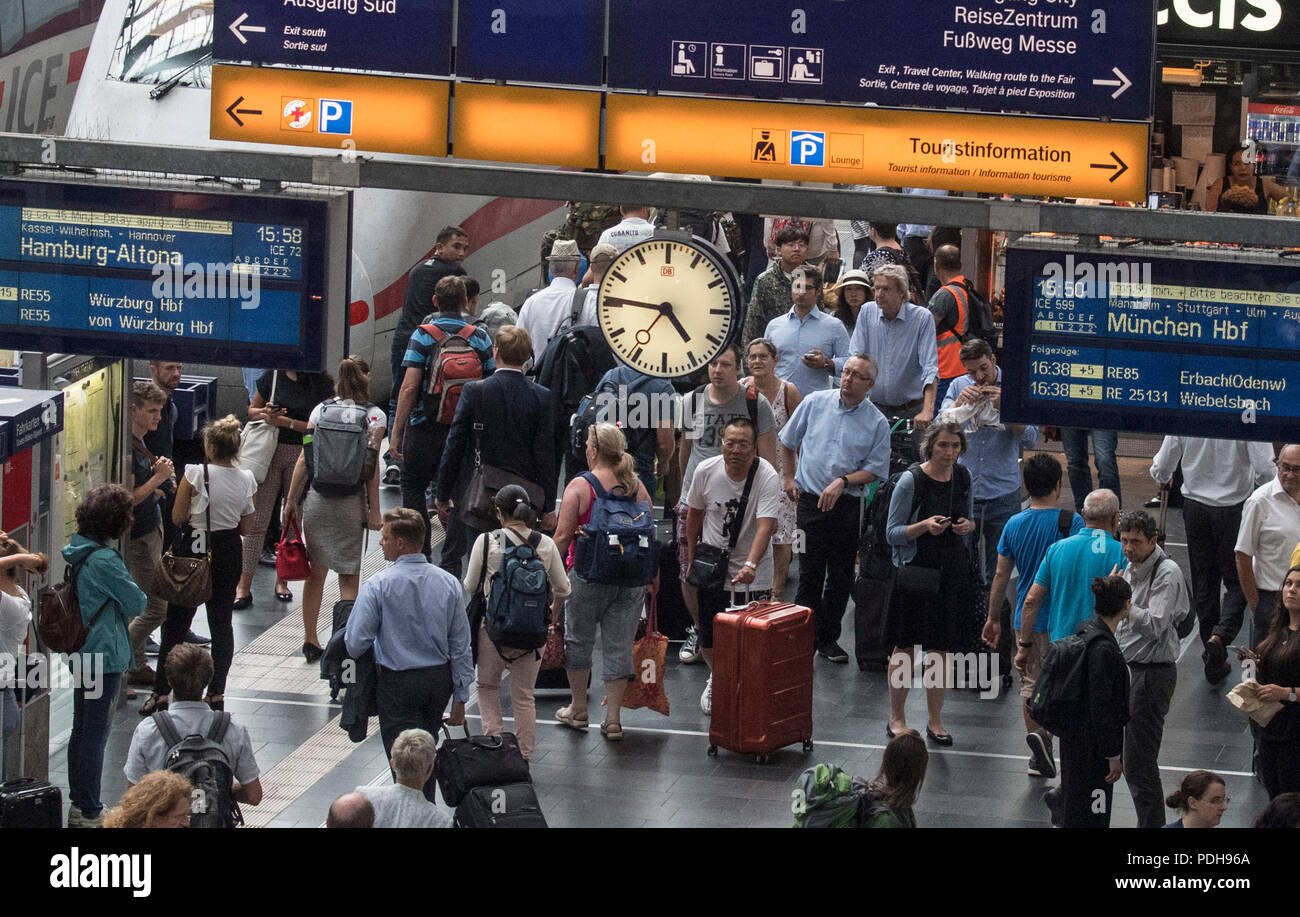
[838,263,939,433]
[516,238,594,366]
[356,728,451,828]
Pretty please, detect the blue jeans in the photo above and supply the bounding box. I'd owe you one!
[1060,428,1120,513]
[969,489,1023,585]
[68,671,122,818]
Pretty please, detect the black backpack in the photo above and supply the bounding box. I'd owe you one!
[152,711,242,828]
[939,278,998,348]
[1025,630,1098,739]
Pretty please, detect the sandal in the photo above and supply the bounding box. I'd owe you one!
[206,694,224,711]
[139,693,169,716]
[555,705,589,730]
[600,721,624,741]
[275,590,293,602]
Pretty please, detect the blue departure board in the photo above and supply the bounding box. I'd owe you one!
[1001,241,1300,443]
[0,180,332,369]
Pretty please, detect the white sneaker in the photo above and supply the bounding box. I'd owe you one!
[700,675,713,715]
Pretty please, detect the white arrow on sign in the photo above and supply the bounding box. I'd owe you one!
[1093,67,1132,100]
[228,12,267,45]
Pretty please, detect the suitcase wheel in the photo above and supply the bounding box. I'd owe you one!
[802,740,814,753]
[707,745,717,757]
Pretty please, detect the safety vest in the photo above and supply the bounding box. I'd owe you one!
[936,275,970,380]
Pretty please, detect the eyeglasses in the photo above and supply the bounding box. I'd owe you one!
[1202,795,1230,805]
[843,370,874,383]
[1278,461,1300,475]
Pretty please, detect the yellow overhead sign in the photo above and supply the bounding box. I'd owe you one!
[606,94,1148,201]
[210,65,449,156]
[452,84,600,169]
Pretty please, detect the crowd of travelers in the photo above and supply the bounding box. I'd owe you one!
[4,204,1298,831]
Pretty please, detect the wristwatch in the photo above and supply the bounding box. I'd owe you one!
[840,474,851,488]
[1290,689,1297,703]
[742,560,758,571]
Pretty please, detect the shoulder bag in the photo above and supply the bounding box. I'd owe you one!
[461,421,545,531]
[151,464,214,607]
[237,371,279,485]
[685,459,758,591]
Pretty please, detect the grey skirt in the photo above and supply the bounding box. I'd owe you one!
[302,489,367,575]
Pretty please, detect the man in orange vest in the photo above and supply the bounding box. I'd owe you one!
[928,245,976,406]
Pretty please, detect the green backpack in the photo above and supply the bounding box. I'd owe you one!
[793,764,862,828]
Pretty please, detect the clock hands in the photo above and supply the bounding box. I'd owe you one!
[604,296,691,344]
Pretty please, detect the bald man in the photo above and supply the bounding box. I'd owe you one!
[326,792,374,829]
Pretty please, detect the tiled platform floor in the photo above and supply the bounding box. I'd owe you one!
[39,449,1276,828]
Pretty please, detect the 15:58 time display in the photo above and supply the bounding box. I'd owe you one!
[256,225,304,244]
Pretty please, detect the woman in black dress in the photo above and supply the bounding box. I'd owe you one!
[1240,565,1300,799]
[884,421,975,746]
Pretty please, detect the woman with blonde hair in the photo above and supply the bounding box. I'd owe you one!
[103,771,193,828]
[552,423,655,740]
[143,416,256,716]
[285,355,384,663]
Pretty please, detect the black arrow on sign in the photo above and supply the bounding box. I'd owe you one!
[225,96,262,127]
[1089,151,1129,183]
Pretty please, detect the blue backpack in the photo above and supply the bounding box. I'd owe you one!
[573,472,657,587]
[486,530,552,658]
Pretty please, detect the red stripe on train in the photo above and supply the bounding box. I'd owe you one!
[368,196,560,323]
[67,47,89,83]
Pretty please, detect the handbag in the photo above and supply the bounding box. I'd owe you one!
[276,514,311,581]
[685,459,758,591]
[467,534,490,666]
[539,612,566,672]
[151,464,214,608]
[434,725,531,808]
[619,594,669,716]
[895,564,941,599]
[237,371,279,485]
[460,422,544,530]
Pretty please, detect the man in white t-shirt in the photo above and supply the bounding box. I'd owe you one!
[684,418,781,715]
[597,204,656,254]
[356,728,451,828]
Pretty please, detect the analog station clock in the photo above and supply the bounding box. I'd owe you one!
[596,234,742,379]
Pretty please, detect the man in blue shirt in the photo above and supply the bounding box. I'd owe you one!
[941,339,1038,587]
[982,453,1083,778]
[1020,489,1126,642]
[763,265,850,397]
[346,507,474,801]
[840,264,939,440]
[390,275,495,563]
[780,354,891,662]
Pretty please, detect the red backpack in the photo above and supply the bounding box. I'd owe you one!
[420,323,483,425]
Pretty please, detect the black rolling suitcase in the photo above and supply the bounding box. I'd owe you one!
[0,687,62,828]
[434,726,531,807]
[454,781,547,828]
[853,494,893,671]
[655,515,691,641]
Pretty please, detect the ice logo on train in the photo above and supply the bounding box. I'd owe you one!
[1040,255,1154,306]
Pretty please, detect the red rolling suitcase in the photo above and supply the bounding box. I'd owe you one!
[707,600,815,763]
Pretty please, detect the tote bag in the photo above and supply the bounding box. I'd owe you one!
[237,371,279,485]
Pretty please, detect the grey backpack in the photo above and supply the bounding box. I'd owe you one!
[311,399,373,497]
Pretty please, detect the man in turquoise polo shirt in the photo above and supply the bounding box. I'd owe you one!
[1017,488,1126,649]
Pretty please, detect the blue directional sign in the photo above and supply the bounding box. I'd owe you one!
[0,179,332,370]
[456,0,603,86]
[1001,242,1300,443]
[213,0,452,76]
[608,0,1153,121]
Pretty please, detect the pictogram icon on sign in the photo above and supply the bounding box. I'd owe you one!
[671,40,706,78]
[790,130,825,166]
[281,98,313,131]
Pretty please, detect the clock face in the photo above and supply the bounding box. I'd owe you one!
[597,237,740,379]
